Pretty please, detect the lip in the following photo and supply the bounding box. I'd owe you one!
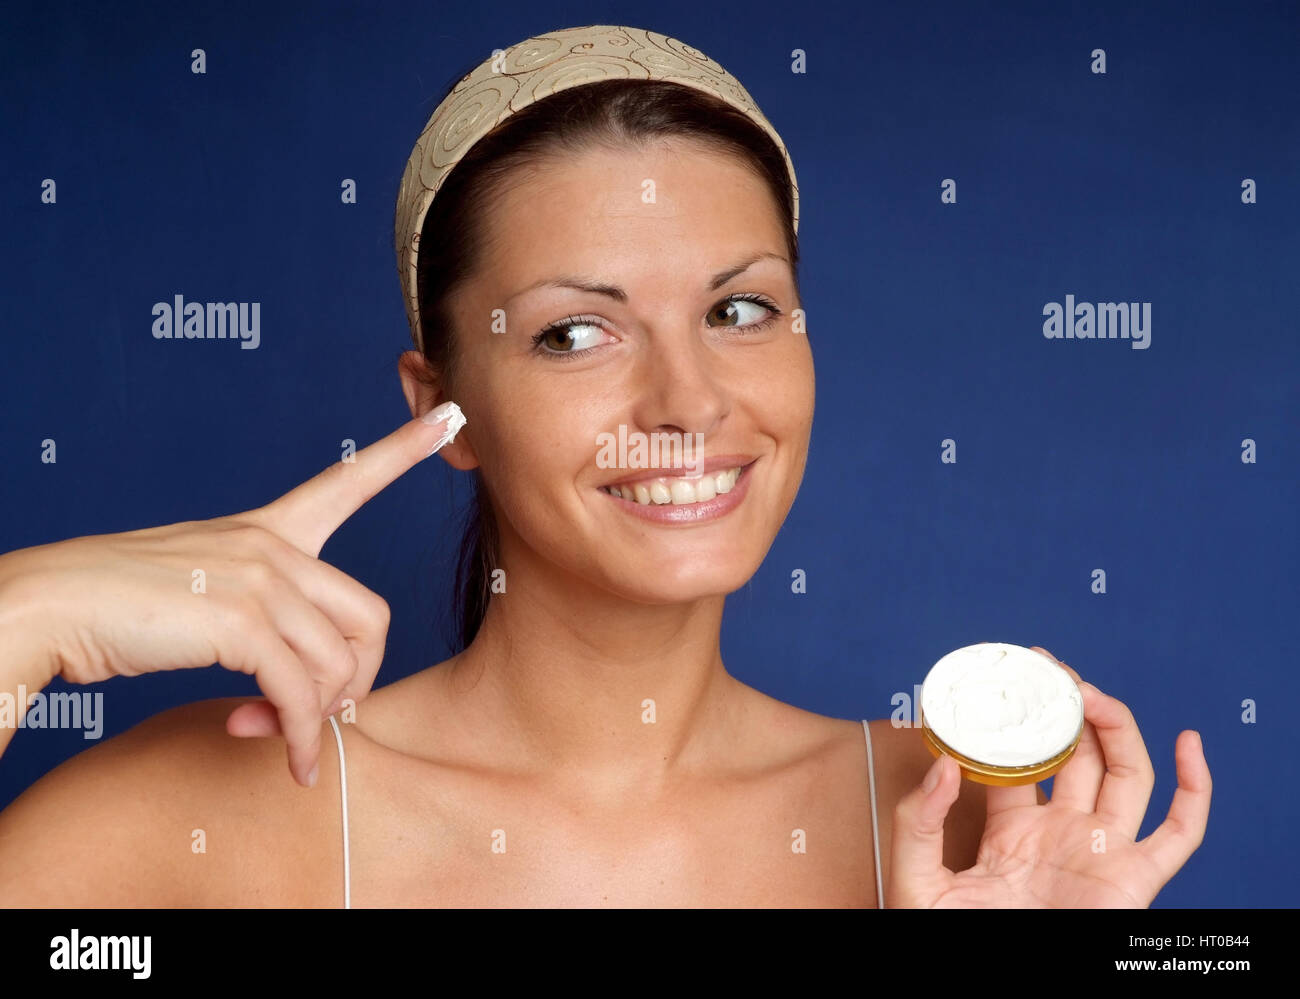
[598,458,758,525]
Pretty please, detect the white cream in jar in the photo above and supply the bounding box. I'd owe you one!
[920,642,1084,781]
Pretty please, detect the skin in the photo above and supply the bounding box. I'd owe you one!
[0,140,1209,907]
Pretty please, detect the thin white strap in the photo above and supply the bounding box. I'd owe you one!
[862,719,883,909]
[328,715,351,910]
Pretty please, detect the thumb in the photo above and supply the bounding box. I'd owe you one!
[887,752,959,907]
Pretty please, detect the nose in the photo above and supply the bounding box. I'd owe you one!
[627,325,730,441]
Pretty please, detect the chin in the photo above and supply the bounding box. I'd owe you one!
[599,558,766,605]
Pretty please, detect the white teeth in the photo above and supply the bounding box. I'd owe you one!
[604,466,745,506]
[669,479,695,504]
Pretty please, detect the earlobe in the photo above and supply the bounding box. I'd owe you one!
[435,435,478,471]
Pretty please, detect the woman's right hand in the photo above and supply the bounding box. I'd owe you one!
[0,405,465,788]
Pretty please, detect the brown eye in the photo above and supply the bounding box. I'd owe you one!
[541,327,577,351]
[709,302,741,326]
[707,294,778,328]
[530,317,606,357]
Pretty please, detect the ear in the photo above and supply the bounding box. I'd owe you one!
[397,350,479,471]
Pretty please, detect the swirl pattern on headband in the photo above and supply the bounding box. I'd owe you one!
[394,24,800,352]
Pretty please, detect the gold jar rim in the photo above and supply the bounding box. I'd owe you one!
[920,714,1083,787]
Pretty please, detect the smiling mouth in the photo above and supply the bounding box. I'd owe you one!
[599,463,752,507]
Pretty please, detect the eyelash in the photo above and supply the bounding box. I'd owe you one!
[529,292,784,362]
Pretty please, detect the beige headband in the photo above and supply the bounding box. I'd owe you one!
[393,23,800,353]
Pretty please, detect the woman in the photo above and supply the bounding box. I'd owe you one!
[0,25,1209,907]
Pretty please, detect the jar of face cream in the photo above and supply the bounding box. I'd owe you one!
[919,643,1085,786]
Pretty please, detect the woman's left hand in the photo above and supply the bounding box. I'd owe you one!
[887,647,1212,908]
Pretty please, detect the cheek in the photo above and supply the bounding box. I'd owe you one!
[471,383,605,527]
[746,339,814,500]
[787,347,815,422]
[743,334,815,434]
[786,336,815,423]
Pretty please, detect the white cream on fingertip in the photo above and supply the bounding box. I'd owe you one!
[423,400,467,456]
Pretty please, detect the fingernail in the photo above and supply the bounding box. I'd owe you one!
[307,763,319,788]
[922,755,944,794]
[423,401,467,456]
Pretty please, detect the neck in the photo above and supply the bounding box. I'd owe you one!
[440,549,745,794]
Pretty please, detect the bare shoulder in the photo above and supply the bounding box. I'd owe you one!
[0,696,344,907]
[732,684,869,769]
[742,698,994,901]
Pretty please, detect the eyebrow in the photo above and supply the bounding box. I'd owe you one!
[504,251,791,306]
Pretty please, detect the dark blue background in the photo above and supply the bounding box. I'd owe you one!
[2,0,1296,907]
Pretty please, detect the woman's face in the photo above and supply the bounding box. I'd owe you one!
[427,138,814,605]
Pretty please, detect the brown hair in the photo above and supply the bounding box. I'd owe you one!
[406,77,800,651]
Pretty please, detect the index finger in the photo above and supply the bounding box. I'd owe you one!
[1076,679,1156,839]
[1027,653,1157,826]
[255,401,466,556]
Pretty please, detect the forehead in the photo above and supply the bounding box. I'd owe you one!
[474,139,787,295]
